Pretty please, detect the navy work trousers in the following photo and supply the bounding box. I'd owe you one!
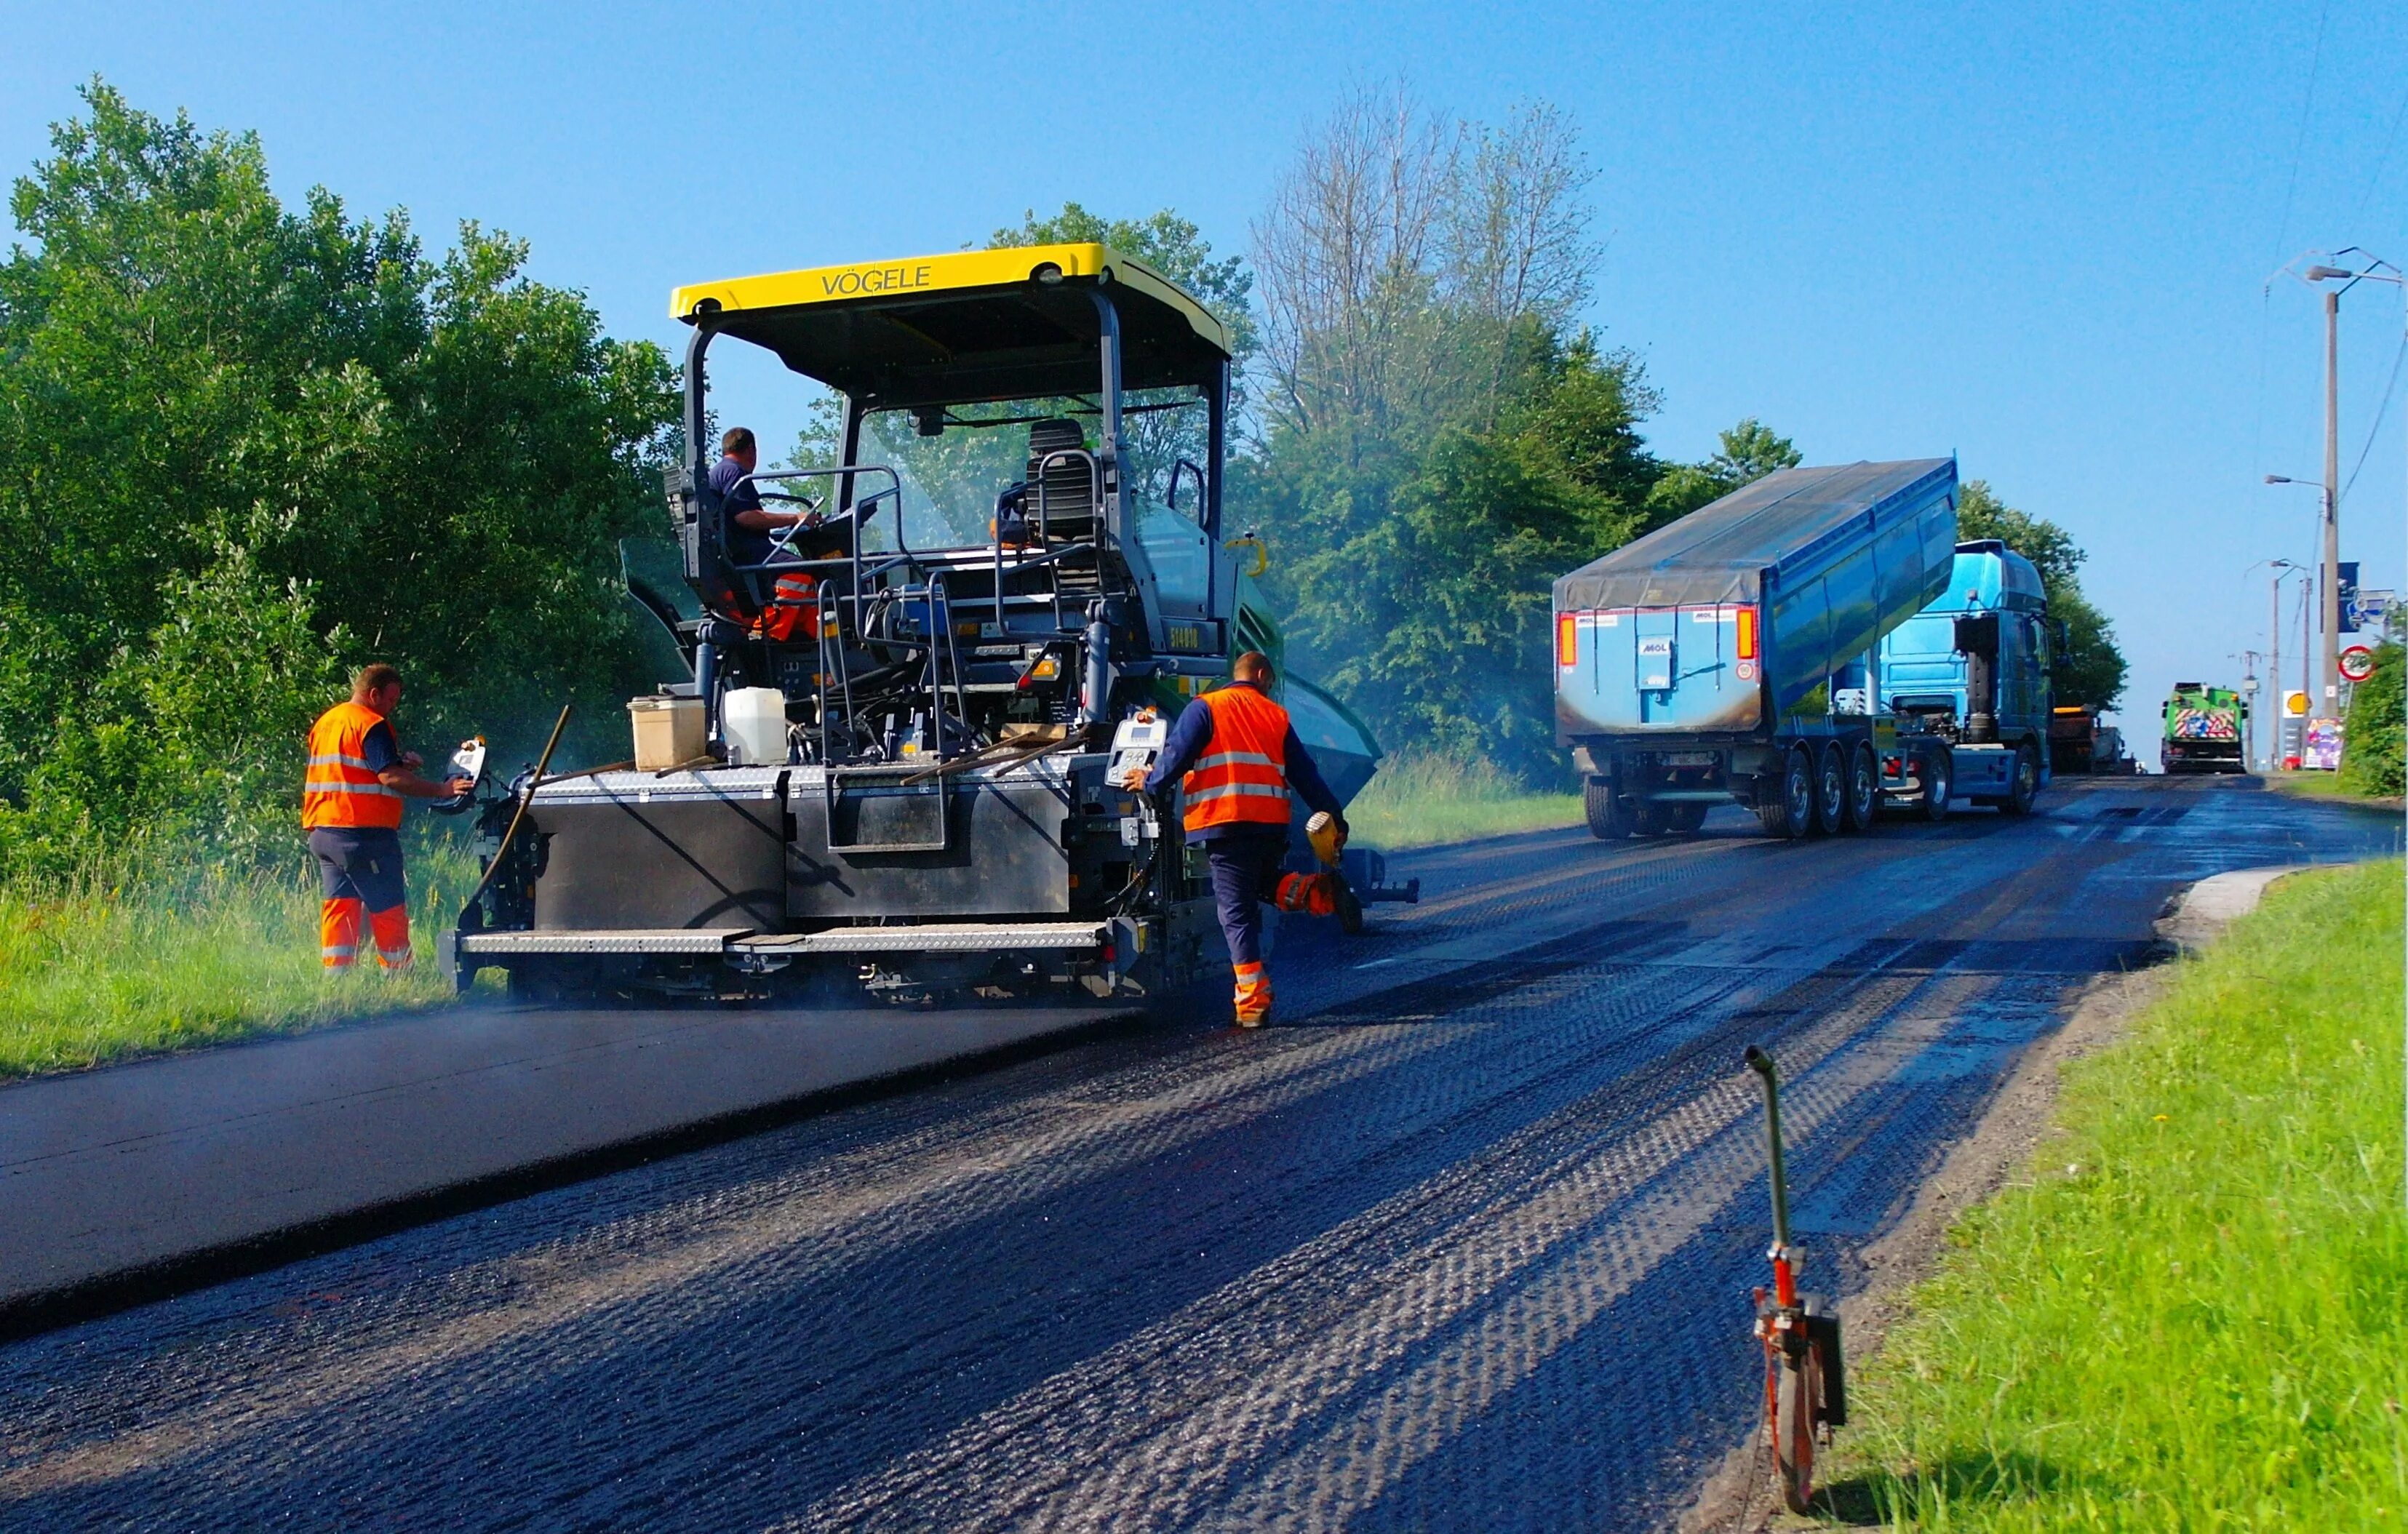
[1205,828,1288,967]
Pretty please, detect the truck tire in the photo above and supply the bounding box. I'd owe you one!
[1918,746,1952,822]
[1662,802,1709,836]
[1998,743,2040,815]
[1584,777,1630,839]
[1756,748,1814,839]
[1812,741,1847,836]
[1841,741,1879,833]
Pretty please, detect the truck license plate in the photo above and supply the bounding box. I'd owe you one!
[1661,751,1715,767]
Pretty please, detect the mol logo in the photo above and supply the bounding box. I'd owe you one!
[819,263,935,297]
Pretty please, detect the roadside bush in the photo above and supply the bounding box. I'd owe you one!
[2340,640,2403,796]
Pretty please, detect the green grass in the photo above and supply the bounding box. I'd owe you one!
[1347,753,1584,849]
[2263,770,2401,804]
[1839,858,2407,1530]
[0,842,481,1079]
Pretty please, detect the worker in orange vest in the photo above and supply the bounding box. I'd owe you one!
[303,664,472,972]
[1117,651,1345,1028]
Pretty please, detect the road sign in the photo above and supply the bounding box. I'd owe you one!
[2347,588,2393,631]
[2338,562,2359,626]
[2340,644,2377,683]
[2284,689,2310,716]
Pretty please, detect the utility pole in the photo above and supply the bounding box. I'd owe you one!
[2322,289,2342,721]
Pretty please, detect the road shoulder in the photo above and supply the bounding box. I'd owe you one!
[1678,865,2303,1533]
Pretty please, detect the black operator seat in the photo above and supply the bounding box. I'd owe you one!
[1024,418,1097,542]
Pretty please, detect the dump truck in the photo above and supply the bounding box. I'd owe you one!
[1555,460,1967,839]
[1560,464,2052,838]
[2158,683,2246,774]
[440,243,1409,1002]
[1873,538,2056,810]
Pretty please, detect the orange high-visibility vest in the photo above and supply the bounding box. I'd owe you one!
[303,701,404,830]
[1182,684,1293,834]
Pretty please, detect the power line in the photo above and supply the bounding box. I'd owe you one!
[2353,81,2408,225]
[2270,0,2332,266]
[2341,327,2407,503]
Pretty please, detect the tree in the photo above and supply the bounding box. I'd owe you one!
[991,202,1255,367]
[2339,640,2404,796]
[1642,418,1801,527]
[1955,480,2126,711]
[0,83,679,871]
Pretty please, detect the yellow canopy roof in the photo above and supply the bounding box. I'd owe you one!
[670,243,1231,407]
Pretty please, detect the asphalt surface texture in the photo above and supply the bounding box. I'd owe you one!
[0,774,2395,1533]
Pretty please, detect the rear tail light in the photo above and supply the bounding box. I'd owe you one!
[1557,612,1579,668]
[1735,606,1758,660]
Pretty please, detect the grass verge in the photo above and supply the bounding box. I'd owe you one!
[1835,858,2407,1529]
[0,841,481,1079]
[2263,770,2403,806]
[1345,753,1583,849]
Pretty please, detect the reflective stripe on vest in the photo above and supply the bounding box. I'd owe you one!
[1181,684,1292,834]
[303,701,404,830]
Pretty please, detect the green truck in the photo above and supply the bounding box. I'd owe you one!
[2159,682,2246,775]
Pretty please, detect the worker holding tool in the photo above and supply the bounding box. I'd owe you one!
[303,664,472,972]
[1115,651,1345,1028]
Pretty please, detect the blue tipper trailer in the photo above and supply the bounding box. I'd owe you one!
[1552,459,1978,839]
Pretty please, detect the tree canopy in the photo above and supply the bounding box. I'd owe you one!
[0,83,678,871]
[1955,480,2128,711]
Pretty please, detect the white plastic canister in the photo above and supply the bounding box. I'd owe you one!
[722,687,791,766]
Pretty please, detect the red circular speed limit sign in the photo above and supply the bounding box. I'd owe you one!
[2340,644,2377,684]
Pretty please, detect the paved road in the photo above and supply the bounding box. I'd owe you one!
[0,777,2393,1532]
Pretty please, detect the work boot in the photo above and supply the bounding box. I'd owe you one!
[1232,962,1272,1028]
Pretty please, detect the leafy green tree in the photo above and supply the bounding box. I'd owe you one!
[1955,480,2126,710]
[2339,640,2404,796]
[0,83,678,871]
[1642,418,1802,527]
[991,202,1256,366]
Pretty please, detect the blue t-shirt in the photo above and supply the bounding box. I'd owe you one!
[359,719,400,774]
[709,455,768,565]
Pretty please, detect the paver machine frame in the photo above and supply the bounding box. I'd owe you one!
[443,244,1403,1002]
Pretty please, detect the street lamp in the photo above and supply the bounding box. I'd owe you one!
[2274,248,2404,719]
[2246,556,2310,770]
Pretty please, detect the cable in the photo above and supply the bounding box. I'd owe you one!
[2342,329,2408,503]
[2353,82,2408,225]
[2270,0,2332,268]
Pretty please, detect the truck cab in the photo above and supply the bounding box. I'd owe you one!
[1877,540,2053,808]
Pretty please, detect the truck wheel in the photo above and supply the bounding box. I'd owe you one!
[1999,743,2039,815]
[1757,748,1814,839]
[1584,777,1630,839]
[1663,802,1708,836]
[1841,741,1878,833]
[1919,748,1952,821]
[1812,741,1847,836]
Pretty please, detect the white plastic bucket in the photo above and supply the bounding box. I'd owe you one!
[722,687,791,766]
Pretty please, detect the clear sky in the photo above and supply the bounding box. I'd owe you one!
[7,1,2405,763]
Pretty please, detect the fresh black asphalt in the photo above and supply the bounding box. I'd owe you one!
[0,775,2393,1531]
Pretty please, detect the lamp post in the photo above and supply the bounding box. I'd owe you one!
[2247,556,2309,770]
[2276,249,2403,721]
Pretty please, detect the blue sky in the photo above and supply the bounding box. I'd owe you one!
[7,1,2405,761]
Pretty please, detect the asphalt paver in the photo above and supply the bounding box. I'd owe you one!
[0,776,2393,1531]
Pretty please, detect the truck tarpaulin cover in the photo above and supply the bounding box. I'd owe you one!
[1554,460,1957,611]
[1554,460,1959,724]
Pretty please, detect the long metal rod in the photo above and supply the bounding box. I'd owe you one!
[458,703,573,921]
[1744,1045,1792,1250]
